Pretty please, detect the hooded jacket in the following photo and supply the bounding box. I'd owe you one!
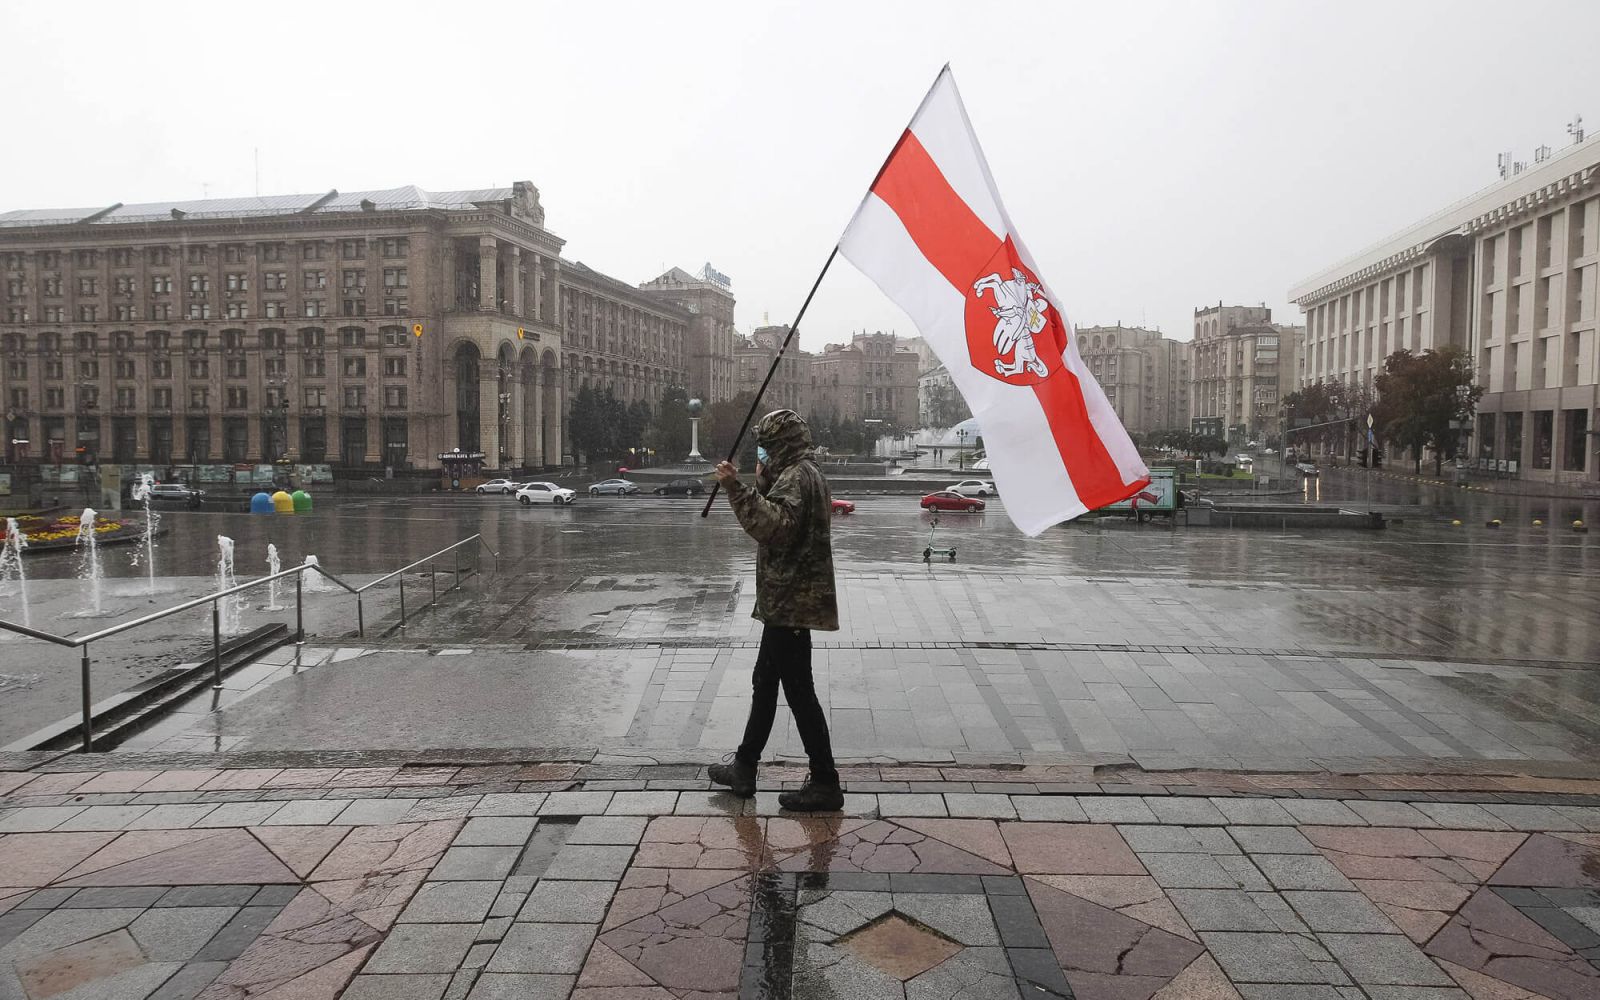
[725,409,839,631]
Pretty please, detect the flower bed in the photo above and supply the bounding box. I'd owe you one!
[1,513,147,552]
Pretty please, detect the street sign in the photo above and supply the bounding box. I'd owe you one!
[517,327,525,340]
[1367,413,1374,428]
[437,451,486,461]
[412,323,424,338]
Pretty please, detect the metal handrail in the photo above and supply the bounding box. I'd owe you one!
[0,534,494,751]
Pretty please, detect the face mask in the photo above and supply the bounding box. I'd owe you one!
[756,446,770,465]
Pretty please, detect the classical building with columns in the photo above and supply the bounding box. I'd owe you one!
[0,182,726,473]
[1291,131,1600,486]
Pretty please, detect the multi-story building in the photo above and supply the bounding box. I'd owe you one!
[917,363,970,429]
[899,335,941,374]
[639,264,737,405]
[809,331,920,430]
[732,325,813,414]
[0,182,727,472]
[1188,304,1302,444]
[1074,323,1191,434]
[1290,131,1600,486]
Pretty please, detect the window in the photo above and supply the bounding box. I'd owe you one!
[342,299,366,316]
[304,300,324,317]
[343,357,366,377]
[223,329,244,349]
[226,359,247,378]
[302,242,324,260]
[382,298,408,316]
[188,358,209,378]
[1532,409,1554,469]
[264,301,287,318]
[43,306,64,322]
[40,252,59,269]
[149,331,170,351]
[78,359,99,378]
[263,271,287,291]
[189,387,209,408]
[45,387,64,409]
[261,329,286,349]
[151,358,171,379]
[260,242,284,263]
[77,277,98,295]
[300,328,325,347]
[186,246,208,264]
[381,237,408,257]
[148,247,170,266]
[1564,409,1589,471]
[342,269,364,289]
[344,385,366,408]
[114,275,135,294]
[186,303,212,319]
[224,244,248,264]
[5,360,24,379]
[151,274,172,294]
[304,356,326,376]
[75,250,96,267]
[340,239,366,260]
[78,385,99,409]
[189,274,210,293]
[148,303,171,321]
[2,252,23,270]
[265,385,287,408]
[383,356,406,376]
[226,387,248,409]
[304,386,327,408]
[303,270,327,290]
[5,308,25,323]
[111,249,133,268]
[264,356,286,377]
[115,358,135,378]
[340,328,366,348]
[225,302,248,319]
[77,305,97,322]
[116,387,135,409]
[112,331,132,351]
[382,268,408,288]
[5,277,21,295]
[225,272,249,291]
[9,389,27,409]
[43,277,62,296]
[153,387,171,408]
[187,330,207,351]
[383,385,407,408]
[381,325,405,346]
[118,304,142,321]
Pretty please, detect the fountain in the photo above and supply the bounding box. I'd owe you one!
[217,535,242,634]
[302,554,335,593]
[130,473,160,594]
[76,508,105,617]
[0,518,31,631]
[262,543,286,611]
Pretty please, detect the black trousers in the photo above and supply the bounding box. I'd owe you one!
[736,624,839,786]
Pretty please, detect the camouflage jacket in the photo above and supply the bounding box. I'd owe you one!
[725,410,839,631]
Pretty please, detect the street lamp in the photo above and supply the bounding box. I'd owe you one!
[498,391,513,470]
[956,427,968,470]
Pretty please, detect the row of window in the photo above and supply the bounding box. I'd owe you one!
[3,326,418,354]
[5,355,407,380]
[7,269,407,297]
[0,239,410,273]
[6,297,409,323]
[7,385,409,412]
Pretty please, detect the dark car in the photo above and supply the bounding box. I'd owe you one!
[921,490,985,512]
[144,483,205,509]
[653,478,705,496]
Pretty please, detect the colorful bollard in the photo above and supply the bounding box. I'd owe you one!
[1485,519,1501,528]
[250,492,274,514]
[271,490,295,514]
[291,490,312,514]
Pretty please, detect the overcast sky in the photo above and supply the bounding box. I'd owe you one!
[4,0,1598,352]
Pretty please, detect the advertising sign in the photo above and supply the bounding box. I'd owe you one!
[1104,467,1176,513]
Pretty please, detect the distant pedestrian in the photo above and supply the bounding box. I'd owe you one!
[709,409,842,812]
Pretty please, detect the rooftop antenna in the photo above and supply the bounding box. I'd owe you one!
[1497,152,1513,179]
[1534,144,1552,164]
[1569,114,1585,145]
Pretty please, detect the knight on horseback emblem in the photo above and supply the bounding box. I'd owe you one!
[973,268,1052,380]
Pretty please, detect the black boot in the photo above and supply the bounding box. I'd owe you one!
[778,778,844,812]
[707,754,758,798]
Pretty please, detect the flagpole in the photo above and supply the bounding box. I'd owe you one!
[699,245,839,518]
[699,64,953,519]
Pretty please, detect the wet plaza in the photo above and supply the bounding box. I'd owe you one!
[2,471,1600,999]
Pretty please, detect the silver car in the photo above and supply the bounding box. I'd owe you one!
[587,478,640,496]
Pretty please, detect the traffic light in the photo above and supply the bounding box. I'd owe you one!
[1358,448,1368,467]
[1374,448,1383,467]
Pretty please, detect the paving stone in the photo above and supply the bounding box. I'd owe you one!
[1319,933,1454,986]
[193,905,280,961]
[671,791,755,816]
[1482,803,1583,831]
[1360,988,1471,1000]
[365,923,482,974]
[129,906,239,960]
[58,887,166,908]
[542,844,634,881]
[1249,893,1312,934]
[1119,825,1212,853]
[444,969,479,1000]
[1346,801,1438,828]
[876,793,948,817]
[1552,805,1600,832]
[260,798,348,825]
[1236,987,1346,1000]
[518,880,617,923]
[1253,854,1357,891]
[0,807,87,832]
[125,804,220,830]
[1203,931,1331,984]
[15,888,77,909]
[1213,798,1297,825]
[1146,796,1230,825]
[1167,889,1281,931]
[477,916,512,942]
[453,817,538,846]
[336,798,420,825]
[604,791,678,815]
[537,791,612,816]
[567,816,649,844]
[1219,855,1272,892]
[400,882,502,923]
[943,793,1016,819]
[466,973,576,999]
[343,973,453,999]
[1281,800,1367,826]
[431,846,521,881]
[1078,796,1160,824]
[156,886,259,907]
[250,885,301,905]
[888,873,983,894]
[191,801,285,827]
[1141,853,1242,889]
[1005,946,1073,995]
[145,960,228,1000]
[1230,826,1318,855]
[462,942,497,968]
[892,892,1000,946]
[52,805,155,831]
[986,893,1048,948]
[485,922,596,974]
[1412,802,1510,830]
[1010,796,1087,822]
[1283,891,1399,933]
[403,797,481,823]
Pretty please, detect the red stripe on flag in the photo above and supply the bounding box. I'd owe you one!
[871,131,1143,509]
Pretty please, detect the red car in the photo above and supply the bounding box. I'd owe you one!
[921,490,985,512]
[831,498,856,515]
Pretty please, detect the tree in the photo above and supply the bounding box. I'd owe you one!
[924,382,970,429]
[621,400,653,465]
[1374,347,1483,475]
[568,385,602,466]
[648,386,691,462]
[1192,434,1229,459]
[703,392,760,468]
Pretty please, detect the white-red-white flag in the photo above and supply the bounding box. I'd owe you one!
[839,67,1149,535]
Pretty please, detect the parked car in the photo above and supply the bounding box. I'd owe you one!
[1295,462,1320,477]
[515,481,577,505]
[1234,454,1253,465]
[588,478,640,496]
[945,479,996,497]
[653,478,705,496]
[922,490,986,512]
[831,498,856,515]
[476,478,519,495]
[144,483,205,509]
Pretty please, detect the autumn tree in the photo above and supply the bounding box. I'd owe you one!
[1373,347,1483,474]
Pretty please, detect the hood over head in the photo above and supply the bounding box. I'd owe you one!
[755,409,814,473]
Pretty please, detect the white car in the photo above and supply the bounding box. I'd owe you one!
[475,478,519,495]
[946,479,996,498]
[515,481,577,505]
[1235,454,1253,465]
